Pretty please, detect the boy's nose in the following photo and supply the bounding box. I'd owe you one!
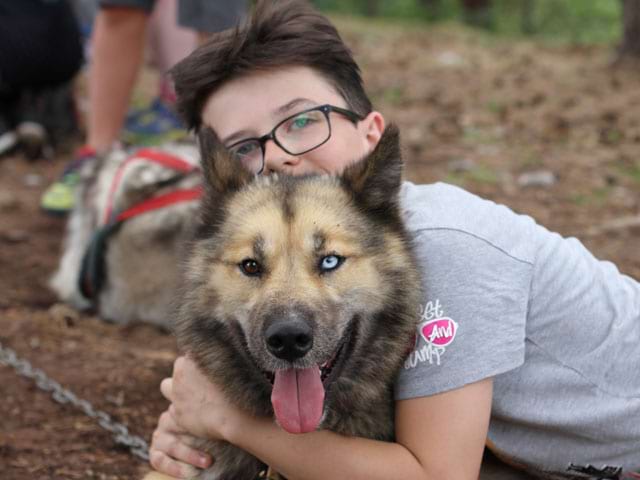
[262,140,301,174]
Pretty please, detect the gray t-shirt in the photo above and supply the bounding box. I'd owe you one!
[395,182,640,474]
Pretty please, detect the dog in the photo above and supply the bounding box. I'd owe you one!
[144,123,422,479]
[50,142,202,329]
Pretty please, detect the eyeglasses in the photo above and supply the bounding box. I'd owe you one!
[226,104,364,175]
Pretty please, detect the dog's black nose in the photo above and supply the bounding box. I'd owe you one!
[265,320,313,362]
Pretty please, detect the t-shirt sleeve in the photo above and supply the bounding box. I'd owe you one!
[395,228,532,400]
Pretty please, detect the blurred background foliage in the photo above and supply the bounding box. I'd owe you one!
[313,0,622,45]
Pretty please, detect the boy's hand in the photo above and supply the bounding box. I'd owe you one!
[151,354,251,478]
[149,408,212,478]
[160,355,247,441]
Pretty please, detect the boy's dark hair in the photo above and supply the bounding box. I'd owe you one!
[170,0,372,131]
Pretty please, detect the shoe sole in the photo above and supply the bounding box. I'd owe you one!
[41,206,70,217]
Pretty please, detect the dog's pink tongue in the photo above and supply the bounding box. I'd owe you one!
[271,367,325,434]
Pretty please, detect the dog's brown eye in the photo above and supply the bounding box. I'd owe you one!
[240,259,262,277]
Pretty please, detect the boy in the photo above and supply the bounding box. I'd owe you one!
[149,1,640,479]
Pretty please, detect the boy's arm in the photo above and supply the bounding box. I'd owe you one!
[151,356,491,480]
[225,377,492,480]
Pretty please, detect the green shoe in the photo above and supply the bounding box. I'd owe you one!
[41,172,80,215]
[41,147,95,215]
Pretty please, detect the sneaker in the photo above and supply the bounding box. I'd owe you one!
[123,97,187,146]
[40,146,96,215]
[0,115,18,157]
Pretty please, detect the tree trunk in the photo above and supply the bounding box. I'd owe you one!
[460,0,491,8]
[521,0,536,35]
[460,0,494,30]
[418,0,442,20]
[361,0,379,17]
[620,0,640,57]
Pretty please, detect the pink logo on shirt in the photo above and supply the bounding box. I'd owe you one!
[420,317,458,347]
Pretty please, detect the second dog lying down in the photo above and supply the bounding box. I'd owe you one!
[50,143,202,329]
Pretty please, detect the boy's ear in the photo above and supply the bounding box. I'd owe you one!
[341,124,403,215]
[197,126,253,196]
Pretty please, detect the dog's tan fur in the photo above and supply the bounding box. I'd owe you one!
[143,125,422,479]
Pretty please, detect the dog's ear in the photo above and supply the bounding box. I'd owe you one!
[341,124,403,216]
[198,126,253,197]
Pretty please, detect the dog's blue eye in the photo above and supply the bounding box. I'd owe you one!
[240,259,262,277]
[319,255,344,273]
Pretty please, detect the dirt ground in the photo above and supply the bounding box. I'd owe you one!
[1,18,639,479]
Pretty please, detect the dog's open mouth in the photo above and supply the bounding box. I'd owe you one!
[262,336,347,385]
[266,324,354,435]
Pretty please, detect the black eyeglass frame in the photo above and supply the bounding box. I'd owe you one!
[226,104,364,174]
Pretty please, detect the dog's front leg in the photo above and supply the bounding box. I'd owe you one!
[195,440,263,480]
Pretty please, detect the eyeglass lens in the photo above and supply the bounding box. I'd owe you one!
[228,109,331,174]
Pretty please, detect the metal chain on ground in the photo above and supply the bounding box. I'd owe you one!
[0,340,150,462]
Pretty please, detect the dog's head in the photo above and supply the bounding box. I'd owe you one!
[181,125,417,434]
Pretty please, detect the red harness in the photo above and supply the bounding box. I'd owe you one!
[79,148,203,300]
[102,147,203,224]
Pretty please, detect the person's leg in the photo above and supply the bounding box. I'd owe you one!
[87,5,150,152]
[41,0,154,214]
[148,0,196,79]
[120,0,248,147]
[149,0,196,104]
[122,0,198,145]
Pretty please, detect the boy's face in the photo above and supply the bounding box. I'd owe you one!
[202,66,385,176]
